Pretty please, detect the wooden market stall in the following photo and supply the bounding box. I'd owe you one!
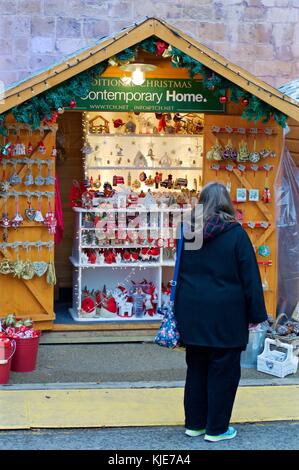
[0,17,298,333]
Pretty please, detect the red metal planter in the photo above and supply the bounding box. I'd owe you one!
[11,336,40,373]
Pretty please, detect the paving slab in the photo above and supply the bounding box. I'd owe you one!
[3,343,299,385]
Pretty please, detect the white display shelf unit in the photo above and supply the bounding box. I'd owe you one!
[86,132,203,193]
[87,133,203,138]
[88,166,202,171]
[70,207,184,322]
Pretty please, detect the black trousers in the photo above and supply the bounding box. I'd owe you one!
[184,345,242,436]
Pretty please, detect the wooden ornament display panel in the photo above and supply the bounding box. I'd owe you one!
[203,115,283,317]
[0,118,56,325]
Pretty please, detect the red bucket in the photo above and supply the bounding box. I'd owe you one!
[0,342,16,384]
[11,335,40,373]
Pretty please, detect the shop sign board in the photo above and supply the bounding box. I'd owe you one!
[73,77,225,113]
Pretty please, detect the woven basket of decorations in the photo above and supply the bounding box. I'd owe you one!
[266,313,299,355]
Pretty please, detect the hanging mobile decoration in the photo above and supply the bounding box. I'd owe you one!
[262,167,271,203]
[249,137,260,163]
[262,186,271,203]
[0,194,10,242]
[24,194,36,221]
[15,138,26,156]
[0,212,11,229]
[24,161,34,186]
[222,138,237,161]
[27,142,33,156]
[0,162,11,192]
[262,265,269,291]
[237,140,249,162]
[35,162,45,185]
[34,196,44,223]
[11,195,23,229]
[38,141,46,154]
[45,161,55,185]
[9,161,22,186]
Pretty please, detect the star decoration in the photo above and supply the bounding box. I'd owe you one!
[0,181,11,192]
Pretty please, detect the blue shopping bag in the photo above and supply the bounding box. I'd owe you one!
[154,225,184,349]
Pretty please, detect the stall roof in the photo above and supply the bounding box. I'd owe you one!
[1,17,299,121]
[279,79,299,103]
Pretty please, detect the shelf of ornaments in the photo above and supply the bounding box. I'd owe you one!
[86,133,203,138]
[87,165,202,171]
[69,257,175,268]
[68,309,164,323]
[73,207,192,213]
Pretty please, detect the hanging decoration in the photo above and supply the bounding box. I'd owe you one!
[0,37,287,136]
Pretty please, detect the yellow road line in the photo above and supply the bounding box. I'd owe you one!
[0,386,299,429]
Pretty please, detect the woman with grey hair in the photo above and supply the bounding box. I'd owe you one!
[174,182,267,442]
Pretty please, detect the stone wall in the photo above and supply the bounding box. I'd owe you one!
[0,0,298,90]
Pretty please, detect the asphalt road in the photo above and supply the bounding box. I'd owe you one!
[0,422,298,450]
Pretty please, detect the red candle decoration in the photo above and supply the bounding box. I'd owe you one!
[219,96,227,104]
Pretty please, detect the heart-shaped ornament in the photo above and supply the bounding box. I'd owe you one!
[25,208,36,221]
[33,261,49,277]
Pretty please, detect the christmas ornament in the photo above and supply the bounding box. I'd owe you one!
[38,141,46,154]
[206,138,223,161]
[262,187,271,203]
[51,146,57,157]
[24,165,34,186]
[156,41,169,55]
[0,258,12,275]
[249,189,259,202]
[237,140,249,162]
[69,99,76,109]
[81,296,96,315]
[236,188,247,202]
[0,213,10,228]
[24,207,36,221]
[22,261,35,280]
[44,211,57,234]
[35,163,45,185]
[219,96,227,104]
[58,107,65,114]
[0,180,11,192]
[242,98,249,107]
[32,261,49,277]
[27,142,33,155]
[249,138,260,163]
[11,197,23,229]
[9,163,22,186]
[15,141,26,156]
[222,139,237,161]
[46,261,56,285]
[258,245,270,257]
[113,118,124,129]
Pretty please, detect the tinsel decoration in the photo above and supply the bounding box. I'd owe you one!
[0,36,287,135]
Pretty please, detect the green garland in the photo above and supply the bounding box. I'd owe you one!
[0,36,287,137]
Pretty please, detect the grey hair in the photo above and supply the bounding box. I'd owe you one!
[199,181,236,223]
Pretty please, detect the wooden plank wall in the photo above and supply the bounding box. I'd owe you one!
[286,118,299,166]
[0,123,56,324]
[54,111,83,291]
[203,115,283,317]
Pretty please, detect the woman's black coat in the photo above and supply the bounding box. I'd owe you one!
[174,223,268,349]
